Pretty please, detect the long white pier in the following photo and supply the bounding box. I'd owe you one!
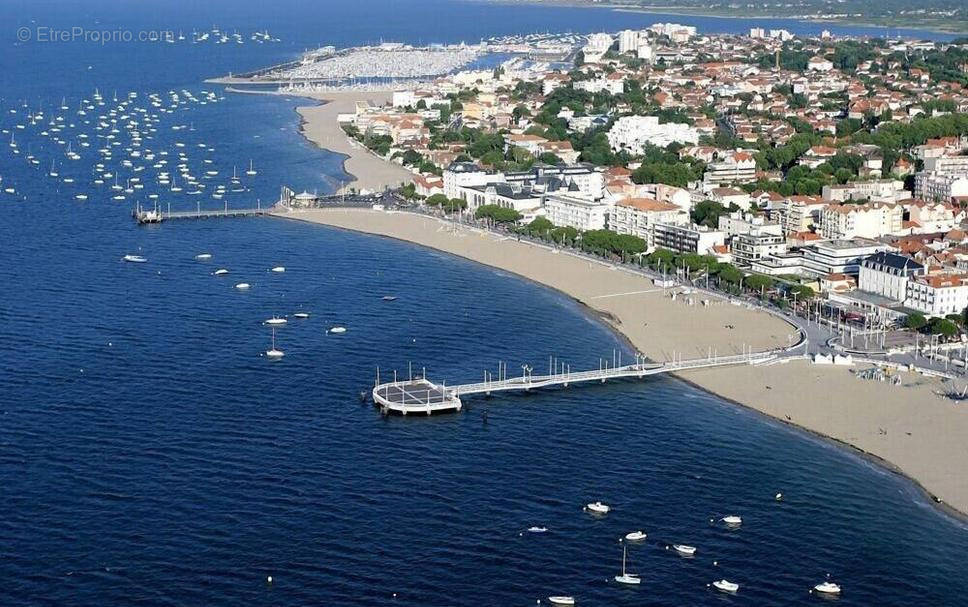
[372,351,778,415]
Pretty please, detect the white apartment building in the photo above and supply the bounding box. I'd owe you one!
[751,239,888,278]
[923,155,968,173]
[819,202,903,240]
[609,198,687,248]
[575,74,625,96]
[915,172,968,202]
[858,252,925,303]
[648,23,696,43]
[731,232,787,267]
[821,179,910,203]
[717,212,783,239]
[907,274,968,317]
[703,150,757,186]
[618,29,640,54]
[443,162,490,199]
[781,196,828,235]
[606,116,699,154]
[544,193,611,231]
[652,222,725,255]
[391,91,417,107]
[907,200,959,233]
[636,44,654,62]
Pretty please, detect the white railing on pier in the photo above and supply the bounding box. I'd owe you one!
[372,352,776,407]
[449,352,774,397]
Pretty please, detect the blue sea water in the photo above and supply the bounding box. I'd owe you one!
[1,1,966,605]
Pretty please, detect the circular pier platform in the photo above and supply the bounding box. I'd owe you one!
[372,379,462,415]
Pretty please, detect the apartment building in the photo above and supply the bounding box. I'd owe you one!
[819,202,903,240]
[606,116,699,154]
[544,193,611,231]
[907,274,968,317]
[857,252,926,303]
[651,222,725,255]
[608,198,687,248]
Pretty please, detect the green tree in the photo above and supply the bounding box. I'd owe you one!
[929,317,959,339]
[718,264,743,285]
[527,216,554,235]
[425,193,449,207]
[905,312,927,331]
[744,274,774,293]
[691,200,728,228]
[443,198,467,213]
[475,204,522,223]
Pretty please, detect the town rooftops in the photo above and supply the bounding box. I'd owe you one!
[617,197,680,212]
[861,251,924,273]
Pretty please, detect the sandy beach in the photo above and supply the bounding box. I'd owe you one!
[276,207,968,518]
[294,90,413,193]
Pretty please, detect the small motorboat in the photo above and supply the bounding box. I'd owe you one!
[213,268,229,275]
[195,253,212,260]
[722,515,742,526]
[382,295,397,301]
[672,544,696,556]
[813,582,841,595]
[584,501,610,515]
[122,254,147,263]
[625,531,647,542]
[328,326,347,334]
[270,266,285,273]
[548,597,574,606]
[265,317,287,326]
[293,312,310,319]
[235,283,250,289]
[775,492,783,501]
[527,526,548,534]
[712,579,739,593]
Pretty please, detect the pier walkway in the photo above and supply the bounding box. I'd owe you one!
[372,351,778,415]
[133,202,275,224]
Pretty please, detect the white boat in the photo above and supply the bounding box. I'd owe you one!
[548,597,574,606]
[775,492,783,501]
[123,254,147,263]
[265,328,284,359]
[722,515,742,526]
[293,312,310,319]
[213,268,229,275]
[246,159,257,176]
[584,501,609,515]
[672,544,696,556]
[270,266,285,273]
[265,317,287,326]
[328,326,347,334]
[195,253,212,260]
[614,543,640,585]
[526,526,548,533]
[235,282,250,289]
[712,579,739,593]
[813,582,841,595]
[75,194,88,200]
[625,531,647,542]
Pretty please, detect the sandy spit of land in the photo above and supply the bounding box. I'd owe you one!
[294,90,413,193]
[276,207,968,518]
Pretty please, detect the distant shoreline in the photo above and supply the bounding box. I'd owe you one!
[473,0,967,35]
